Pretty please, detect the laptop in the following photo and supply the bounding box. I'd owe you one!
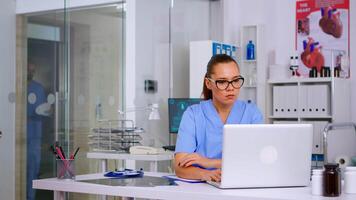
[208,124,313,189]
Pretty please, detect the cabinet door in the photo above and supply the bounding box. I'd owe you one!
[299,85,308,117]
[307,85,330,117]
[273,85,298,117]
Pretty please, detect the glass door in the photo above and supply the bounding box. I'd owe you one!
[25,9,69,200]
[19,2,126,200]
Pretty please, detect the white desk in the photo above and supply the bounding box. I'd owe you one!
[87,152,174,172]
[33,172,356,200]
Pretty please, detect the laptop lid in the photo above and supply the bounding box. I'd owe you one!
[220,124,313,188]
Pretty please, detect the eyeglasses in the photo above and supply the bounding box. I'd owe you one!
[206,76,244,90]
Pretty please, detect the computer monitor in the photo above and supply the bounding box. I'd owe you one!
[168,98,202,134]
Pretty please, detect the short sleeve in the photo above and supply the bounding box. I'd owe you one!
[175,107,197,154]
[251,105,264,124]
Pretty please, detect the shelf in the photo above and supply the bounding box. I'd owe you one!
[300,116,332,119]
[268,115,332,119]
[243,59,257,63]
[266,59,351,156]
[268,77,333,84]
[268,116,298,119]
[267,77,350,84]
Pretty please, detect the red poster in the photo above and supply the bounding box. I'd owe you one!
[296,0,350,77]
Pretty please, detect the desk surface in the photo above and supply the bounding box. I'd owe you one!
[87,152,174,161]
[33,172,356,200]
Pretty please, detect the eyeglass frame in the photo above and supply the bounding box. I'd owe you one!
[206,75,245,90]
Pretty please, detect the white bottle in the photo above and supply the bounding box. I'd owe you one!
[344,166,356,194]
[312,169,324,196]
[340,54,350,78]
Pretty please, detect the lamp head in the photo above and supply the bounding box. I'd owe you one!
[117,103,160,120]
[148,103,160,120]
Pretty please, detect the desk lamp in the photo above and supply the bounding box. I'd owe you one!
[118,103,160,121]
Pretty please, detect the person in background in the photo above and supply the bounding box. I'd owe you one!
[174,54,263,182]
[27,60,50,200]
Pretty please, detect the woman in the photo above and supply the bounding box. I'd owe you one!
[174,54,263,182]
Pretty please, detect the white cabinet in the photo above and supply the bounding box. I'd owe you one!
[267,77,351,155]
[189,40,237,98]
[238,25,266,118]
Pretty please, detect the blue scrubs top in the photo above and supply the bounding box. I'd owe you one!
[28,80,46,119]
[175,99,263,159]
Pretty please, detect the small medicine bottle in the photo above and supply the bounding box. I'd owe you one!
[344,166,356,194]
[323,163,341,197]
[311,168,324,195]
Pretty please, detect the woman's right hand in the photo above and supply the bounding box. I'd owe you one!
[200,169,221,182]
[177,153,222,169]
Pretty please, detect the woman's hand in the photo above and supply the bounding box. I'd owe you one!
[174,153,222,181]
[200,169,221,182]
[177,153,220,169]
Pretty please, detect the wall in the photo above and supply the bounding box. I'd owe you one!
[221,0,356,159]
[131,0,212,150]
[351,0,356,122]
[0,0,16,199]
[222,0,296,66]
[222,0,355,119]
[171,0,211,98]
[131,0,169,148]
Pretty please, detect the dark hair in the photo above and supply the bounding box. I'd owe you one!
[202,54,239,100]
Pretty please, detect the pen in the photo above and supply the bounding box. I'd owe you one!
[50,145,60,159]
[59,146,66,159]
[56,147,65,160]
[70,147,79,159]
[73,147,80,159]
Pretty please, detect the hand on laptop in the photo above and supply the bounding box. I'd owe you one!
[200,169,221,182]
[177,153,221,169]
[174,153,222,182]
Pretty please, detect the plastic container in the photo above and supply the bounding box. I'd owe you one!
[323,163,341,197]
[309,67,317,78]
[320,66,331,77]
[334,67,340,77]
[246,40,255,60]
[344,166,356,194]
[57,159,75,180]
[312,168,324,195]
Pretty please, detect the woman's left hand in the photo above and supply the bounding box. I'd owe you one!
[178,153,219,169]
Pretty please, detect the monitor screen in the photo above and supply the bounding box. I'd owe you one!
[168,98,202,134]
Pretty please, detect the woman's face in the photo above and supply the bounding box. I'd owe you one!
[205,61,241,106]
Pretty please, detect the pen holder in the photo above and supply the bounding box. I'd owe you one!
[57,159,75,180]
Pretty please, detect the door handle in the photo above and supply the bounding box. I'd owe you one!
[0,130,2,139]
[55,92,59,141]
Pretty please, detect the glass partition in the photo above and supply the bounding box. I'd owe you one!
[133,0,213,149]
[17,2,126,200]
[16,0,215,198]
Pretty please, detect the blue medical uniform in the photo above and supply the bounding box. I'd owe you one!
[27,80,46,200]
[175,99,263,160]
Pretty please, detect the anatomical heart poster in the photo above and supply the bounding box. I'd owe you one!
[296,0,350,78]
